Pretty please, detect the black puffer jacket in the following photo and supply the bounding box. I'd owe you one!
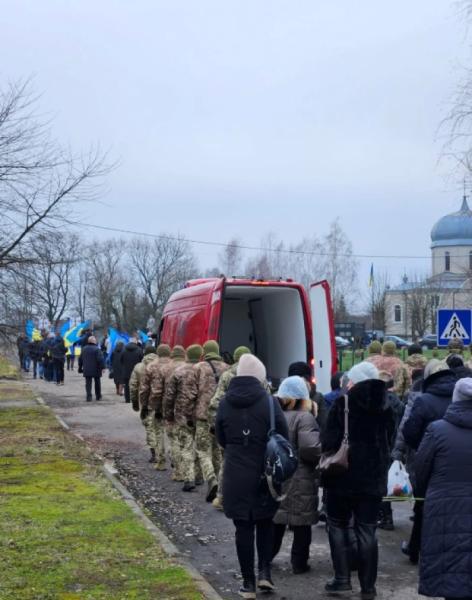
[416,400,472,598]
[403,369,456,451]
[321,379,395,497]
[120,342,143,381]
[79,343,105,378]
[273,404,321,527]
[216,376,288,521]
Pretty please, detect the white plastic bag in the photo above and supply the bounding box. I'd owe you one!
[387,460,413,498]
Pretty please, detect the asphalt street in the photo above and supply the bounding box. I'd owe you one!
[29,368,434,600]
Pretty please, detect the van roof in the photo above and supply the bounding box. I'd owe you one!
[184,277,303,289]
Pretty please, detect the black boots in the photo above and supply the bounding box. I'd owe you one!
[238,580,256,599]
[182,481,196,492]
[377,502,394,531]
[326,520,352,594]
[356,522,378,599]
[148,448,156,464]
[206,477,218,503]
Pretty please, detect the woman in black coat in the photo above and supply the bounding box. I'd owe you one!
[416,377,472,600]
[111,342,125,395]
[321,362,395,600]
[216,354,288,600]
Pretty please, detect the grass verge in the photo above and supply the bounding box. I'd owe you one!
[0,386,203,599]
[0,354,20,379]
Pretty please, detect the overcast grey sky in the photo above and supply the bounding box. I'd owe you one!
[2,1,470,286]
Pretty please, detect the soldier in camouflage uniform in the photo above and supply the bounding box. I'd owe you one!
[208,345,252,509]
[194,340,229,502]
[162,345,186,480]
[129,345,157,461]
[139,344,171,470]
[367,340,410,400]
[164,344,203,491]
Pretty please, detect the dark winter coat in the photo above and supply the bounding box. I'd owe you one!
[402,369,456,451]
[416,400,472,598]
[28,340,43,361]
[273,403,321,527]
[321,379,396,498]
[216,376,289,521]
[79,343,105,378]
[51,337,66,361]
[111,345,125,385]
[120,342,143,381]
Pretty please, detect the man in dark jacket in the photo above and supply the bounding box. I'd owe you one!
[415,377,472,599]
[321,361,395,600]
[120,338,143,403]
[216,354,288,600]
[79,336,105,401]
[51,334,67,385]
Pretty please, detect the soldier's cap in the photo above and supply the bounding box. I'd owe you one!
[233,346,251,363]
[156,344,171,358]
[186,344,203,363]
[448,338,465,353]
[144,345,156,356]
[171,345,186,360]
[368,341,382,355]
[382,341,397,356]
[203,339,220,359]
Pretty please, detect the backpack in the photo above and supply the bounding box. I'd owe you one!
[264,395,298,501]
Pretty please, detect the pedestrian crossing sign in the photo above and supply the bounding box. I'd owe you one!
[437,309,472,347]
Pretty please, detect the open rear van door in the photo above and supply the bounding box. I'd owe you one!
[310,280,337,394]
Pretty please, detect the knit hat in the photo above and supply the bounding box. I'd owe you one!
[88,336,97,344]
[453,377,472,403]
[237,354,266,383]
[446,354,464,369]
[382,341,397,356]
[144,345,156,356]
[424,359,449,380]
[186,344,203,363]
[277,376,309,401]
[156,344,171,358]
[171,345,186,360]
[448,338,465,353]
[203,339,221,361]
[347,361,379,385]
[233,346,251,363]
[288,361,311,380]
[368,341,382,355]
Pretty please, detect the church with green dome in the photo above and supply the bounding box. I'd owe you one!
[385,198,472,339]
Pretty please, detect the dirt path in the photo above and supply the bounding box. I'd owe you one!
[29,368,428,600]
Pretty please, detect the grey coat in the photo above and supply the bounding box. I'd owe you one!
[273,408,321,527]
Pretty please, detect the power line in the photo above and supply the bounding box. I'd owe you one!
[66,218,434,261]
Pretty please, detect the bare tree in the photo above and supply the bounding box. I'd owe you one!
[218,238,244,276]
[129,236,197,320]
[0,79,109,269]
[368,270,390,331]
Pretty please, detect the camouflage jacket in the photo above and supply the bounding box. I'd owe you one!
[194,359,229,422]
[129,354,157,410]
[367,354,411,399]
[163,362,198,426]
[207,363,238,428]
[139,356,182,415]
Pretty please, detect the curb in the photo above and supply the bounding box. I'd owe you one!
[35,393,224,600]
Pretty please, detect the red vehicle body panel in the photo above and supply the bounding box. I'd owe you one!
[160,277,336,379]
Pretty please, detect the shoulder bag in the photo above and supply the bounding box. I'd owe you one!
[319,394,349,474]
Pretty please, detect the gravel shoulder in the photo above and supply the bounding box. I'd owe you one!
[30,368,430,600]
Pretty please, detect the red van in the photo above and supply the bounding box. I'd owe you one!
[159,277,336,393]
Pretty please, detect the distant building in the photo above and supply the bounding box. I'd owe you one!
[386,198,472,339]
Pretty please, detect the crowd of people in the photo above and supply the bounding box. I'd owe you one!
[19,329,472,600]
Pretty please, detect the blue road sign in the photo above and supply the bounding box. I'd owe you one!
[437,309,472,347]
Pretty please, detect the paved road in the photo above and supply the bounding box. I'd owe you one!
[29,369,431,600]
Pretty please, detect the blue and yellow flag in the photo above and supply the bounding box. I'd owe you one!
[368,263,374,287]
[109,327,129,352]
[25,320,42,341]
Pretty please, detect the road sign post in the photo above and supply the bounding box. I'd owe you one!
[437,309,472,347]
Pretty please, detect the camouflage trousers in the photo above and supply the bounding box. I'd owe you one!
[142,410,166,467]
[195,420,221,483]
[174,424,201,483]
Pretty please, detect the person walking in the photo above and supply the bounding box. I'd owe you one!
[66,343,76,371]
[272,376,321,574]
[321,362,396,600]
[288,361,327,430]
[216,354,289,599]
[415,377,472,600]
[111,341,125,396]
[120,337,143,403]
[78,336,105,401]
[51,334,66,385]
[29,339,43,379]
[163,344,203,491]
[194,340,229,502]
